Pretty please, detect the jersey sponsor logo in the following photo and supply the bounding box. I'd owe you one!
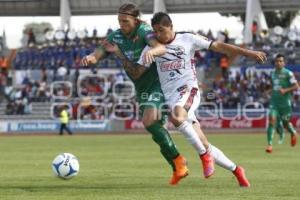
[176,85,188,100]
[166,77,180,83]
[278,74,286,78]
[176,84,188,92]
[169,72,176,77]
[159,59,184,72]
[114,34,123,38]
[148,94,160,102]
[112,38,124,44]
[273,85,281,90]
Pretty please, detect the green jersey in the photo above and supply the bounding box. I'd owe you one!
[105,23,159,99]
[270,68,297,107]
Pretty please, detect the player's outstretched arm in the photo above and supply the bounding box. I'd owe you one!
[210,41,267,64]
[102,40,147,80]
[80,48,107,66]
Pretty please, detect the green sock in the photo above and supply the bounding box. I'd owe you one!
[276,122,284,144]
[267,124,275,145]
[287,122,297,135]
[146,122,179,171]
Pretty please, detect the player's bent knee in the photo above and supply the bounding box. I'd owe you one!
[268,118,276,126]
[142,117,156,127]
[142,108,159,127]
[170,115,185,127]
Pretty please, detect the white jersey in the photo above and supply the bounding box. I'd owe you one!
[138,32,212,99]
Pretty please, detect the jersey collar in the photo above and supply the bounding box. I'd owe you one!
[165,32,177,44]
[121,23,140,40]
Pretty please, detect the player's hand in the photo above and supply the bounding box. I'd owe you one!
[80,55,97,66]
[250,51,267,64]
[101,40,119,53]
[142,49,155,64]
[279,88,287,95]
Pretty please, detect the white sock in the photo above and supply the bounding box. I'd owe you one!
[208,144,237,171]
[177,121,206,155]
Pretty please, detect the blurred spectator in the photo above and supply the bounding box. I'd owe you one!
[0,69,7,101]
[27,28,36,46]
[0,56,8,69]
[220,55,229,80]
[92,27,97,38]
[252,21,258,43]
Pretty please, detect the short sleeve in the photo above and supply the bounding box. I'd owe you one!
[288,71,297,84]
[137,23,156,46]
[189,34,213,51]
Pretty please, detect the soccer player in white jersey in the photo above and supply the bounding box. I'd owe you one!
[103,12,267,187]
[144,12,267,187]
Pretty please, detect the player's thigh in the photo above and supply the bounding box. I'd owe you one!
[268,106,278,125]
[167,86,200,123]
[140,90,166,127]
[278,106,292,126]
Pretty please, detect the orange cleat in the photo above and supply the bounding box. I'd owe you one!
[233,166,250,187]
[265,145,272,153]
[291,134,297,147]
[200,152,215,178]
[169,155,189,185]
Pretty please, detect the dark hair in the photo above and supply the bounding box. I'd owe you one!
[151,12,172,27]
[275,53,285,60]
[118,3,140,18]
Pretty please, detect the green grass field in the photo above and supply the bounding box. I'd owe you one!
[0,133,299,200]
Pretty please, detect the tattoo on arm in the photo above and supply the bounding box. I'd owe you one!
[116,52,147,80]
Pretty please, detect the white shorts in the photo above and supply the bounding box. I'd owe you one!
[165,84,201,123]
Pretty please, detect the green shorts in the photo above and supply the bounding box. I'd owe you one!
[137,82,168,124]
[269,104,292,123]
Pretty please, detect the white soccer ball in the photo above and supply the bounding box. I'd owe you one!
[52,153,80,179]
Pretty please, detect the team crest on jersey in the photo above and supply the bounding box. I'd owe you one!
[168,45,185,56]
[175,46,185,56]
[159,59,184,72]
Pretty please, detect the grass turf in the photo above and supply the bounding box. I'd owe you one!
[0,133,299,200]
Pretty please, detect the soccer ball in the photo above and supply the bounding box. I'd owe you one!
[52,153,80,179]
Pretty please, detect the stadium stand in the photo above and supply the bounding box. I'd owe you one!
[0,25,299,121]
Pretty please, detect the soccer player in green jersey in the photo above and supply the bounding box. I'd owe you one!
[81,3,212,185]
[266,54,299,153]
